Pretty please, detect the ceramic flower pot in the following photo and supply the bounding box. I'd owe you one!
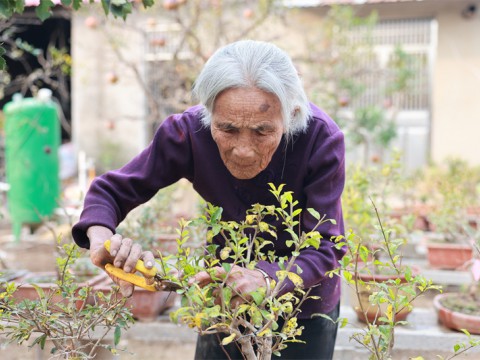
[151,233,179,257]
[425,242,473,270]
[434,293,480,335]
[350,266,420,324]
[93,278,178,322]
[12,271,107,310]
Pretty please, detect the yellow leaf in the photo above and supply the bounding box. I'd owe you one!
[276,271,287,283]
[221,333,236,345]
[284,317,298,336]
[246,215,255,224]
[194,313,203,328]
[220,247,231,260]
[287,272,304,288]
[386,304,393,322]
[258,328,272,337]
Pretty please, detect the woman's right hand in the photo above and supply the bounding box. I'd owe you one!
[87,225,155,297]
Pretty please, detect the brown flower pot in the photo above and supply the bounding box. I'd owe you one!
[434,293,480,335]
[425,242,473,270]
[12,271,107,310]
[94,278,177,321]
[350,266,420,324]
[151,233,179,257]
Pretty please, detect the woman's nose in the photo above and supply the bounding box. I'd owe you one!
[232,135,255,159]
[232,143,255,159]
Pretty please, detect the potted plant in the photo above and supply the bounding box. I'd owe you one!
[157,184,332,359]
[0,241,133,359]
[11,245,107,309]
[340,201,436,324]
[422,160,480,270]
[433,226,480,335]
[342,154,423,259]
[324,200,441,358]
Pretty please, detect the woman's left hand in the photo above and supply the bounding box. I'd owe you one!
[191,265,268,307]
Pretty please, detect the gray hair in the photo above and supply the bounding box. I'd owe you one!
[192,40,312,137]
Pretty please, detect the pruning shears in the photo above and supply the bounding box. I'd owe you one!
[103,240,182,292]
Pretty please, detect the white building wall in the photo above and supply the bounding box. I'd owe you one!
[431,7,480,165]
[72,14,148,170]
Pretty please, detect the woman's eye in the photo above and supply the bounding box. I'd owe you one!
[255,129,268,136]
[224,127,237,134]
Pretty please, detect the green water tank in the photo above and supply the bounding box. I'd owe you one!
[3,89,61,241]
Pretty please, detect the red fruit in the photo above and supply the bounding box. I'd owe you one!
[85,16,98,29]
[106,72,119,84]
[105,120,115,130]
[243,8,254,19]
[371,154,381,163]
[338,96,349,107]
[150,37,166,47]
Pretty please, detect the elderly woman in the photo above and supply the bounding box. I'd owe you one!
[72,40,345,360]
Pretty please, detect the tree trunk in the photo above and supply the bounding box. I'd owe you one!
[257,337,273,360]
[238,337,257,360]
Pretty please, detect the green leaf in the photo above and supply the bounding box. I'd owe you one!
[0,0,14,18]
[35,0,55,21]
[250,289,265,306]
[222,286,232,305]
[235,304,250,316]
[111,2,132,20]
[114,325,121,346]
[249,305,263,326]
[61,0,72,5]
[142,0,155,7]
[204,305,221,318]
[307,208,320,220]
[30,334,47,350]
[15,0,25,14]
[101,0,110,15]
[222,262,231,274]
[0,46,6,70]
[31,284,46,299]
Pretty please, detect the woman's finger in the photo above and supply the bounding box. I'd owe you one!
[123,242,142,273]
[140,251,155,269]
[114,237,133,268]
[108,234,123,256]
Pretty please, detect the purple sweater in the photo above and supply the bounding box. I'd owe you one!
[72,103,346,318]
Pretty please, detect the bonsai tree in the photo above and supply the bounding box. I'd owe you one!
[155,184,335,360]
[324,200,442,359]
[0,239,133,359]
[342,153,417,251]
[421,159,480,241]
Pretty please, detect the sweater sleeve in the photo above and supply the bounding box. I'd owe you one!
[256,127,346,295]
[72,114,194,249]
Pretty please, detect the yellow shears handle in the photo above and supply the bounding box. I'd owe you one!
[103,239,157,291]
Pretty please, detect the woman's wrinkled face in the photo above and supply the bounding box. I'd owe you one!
[211,87,284,180]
